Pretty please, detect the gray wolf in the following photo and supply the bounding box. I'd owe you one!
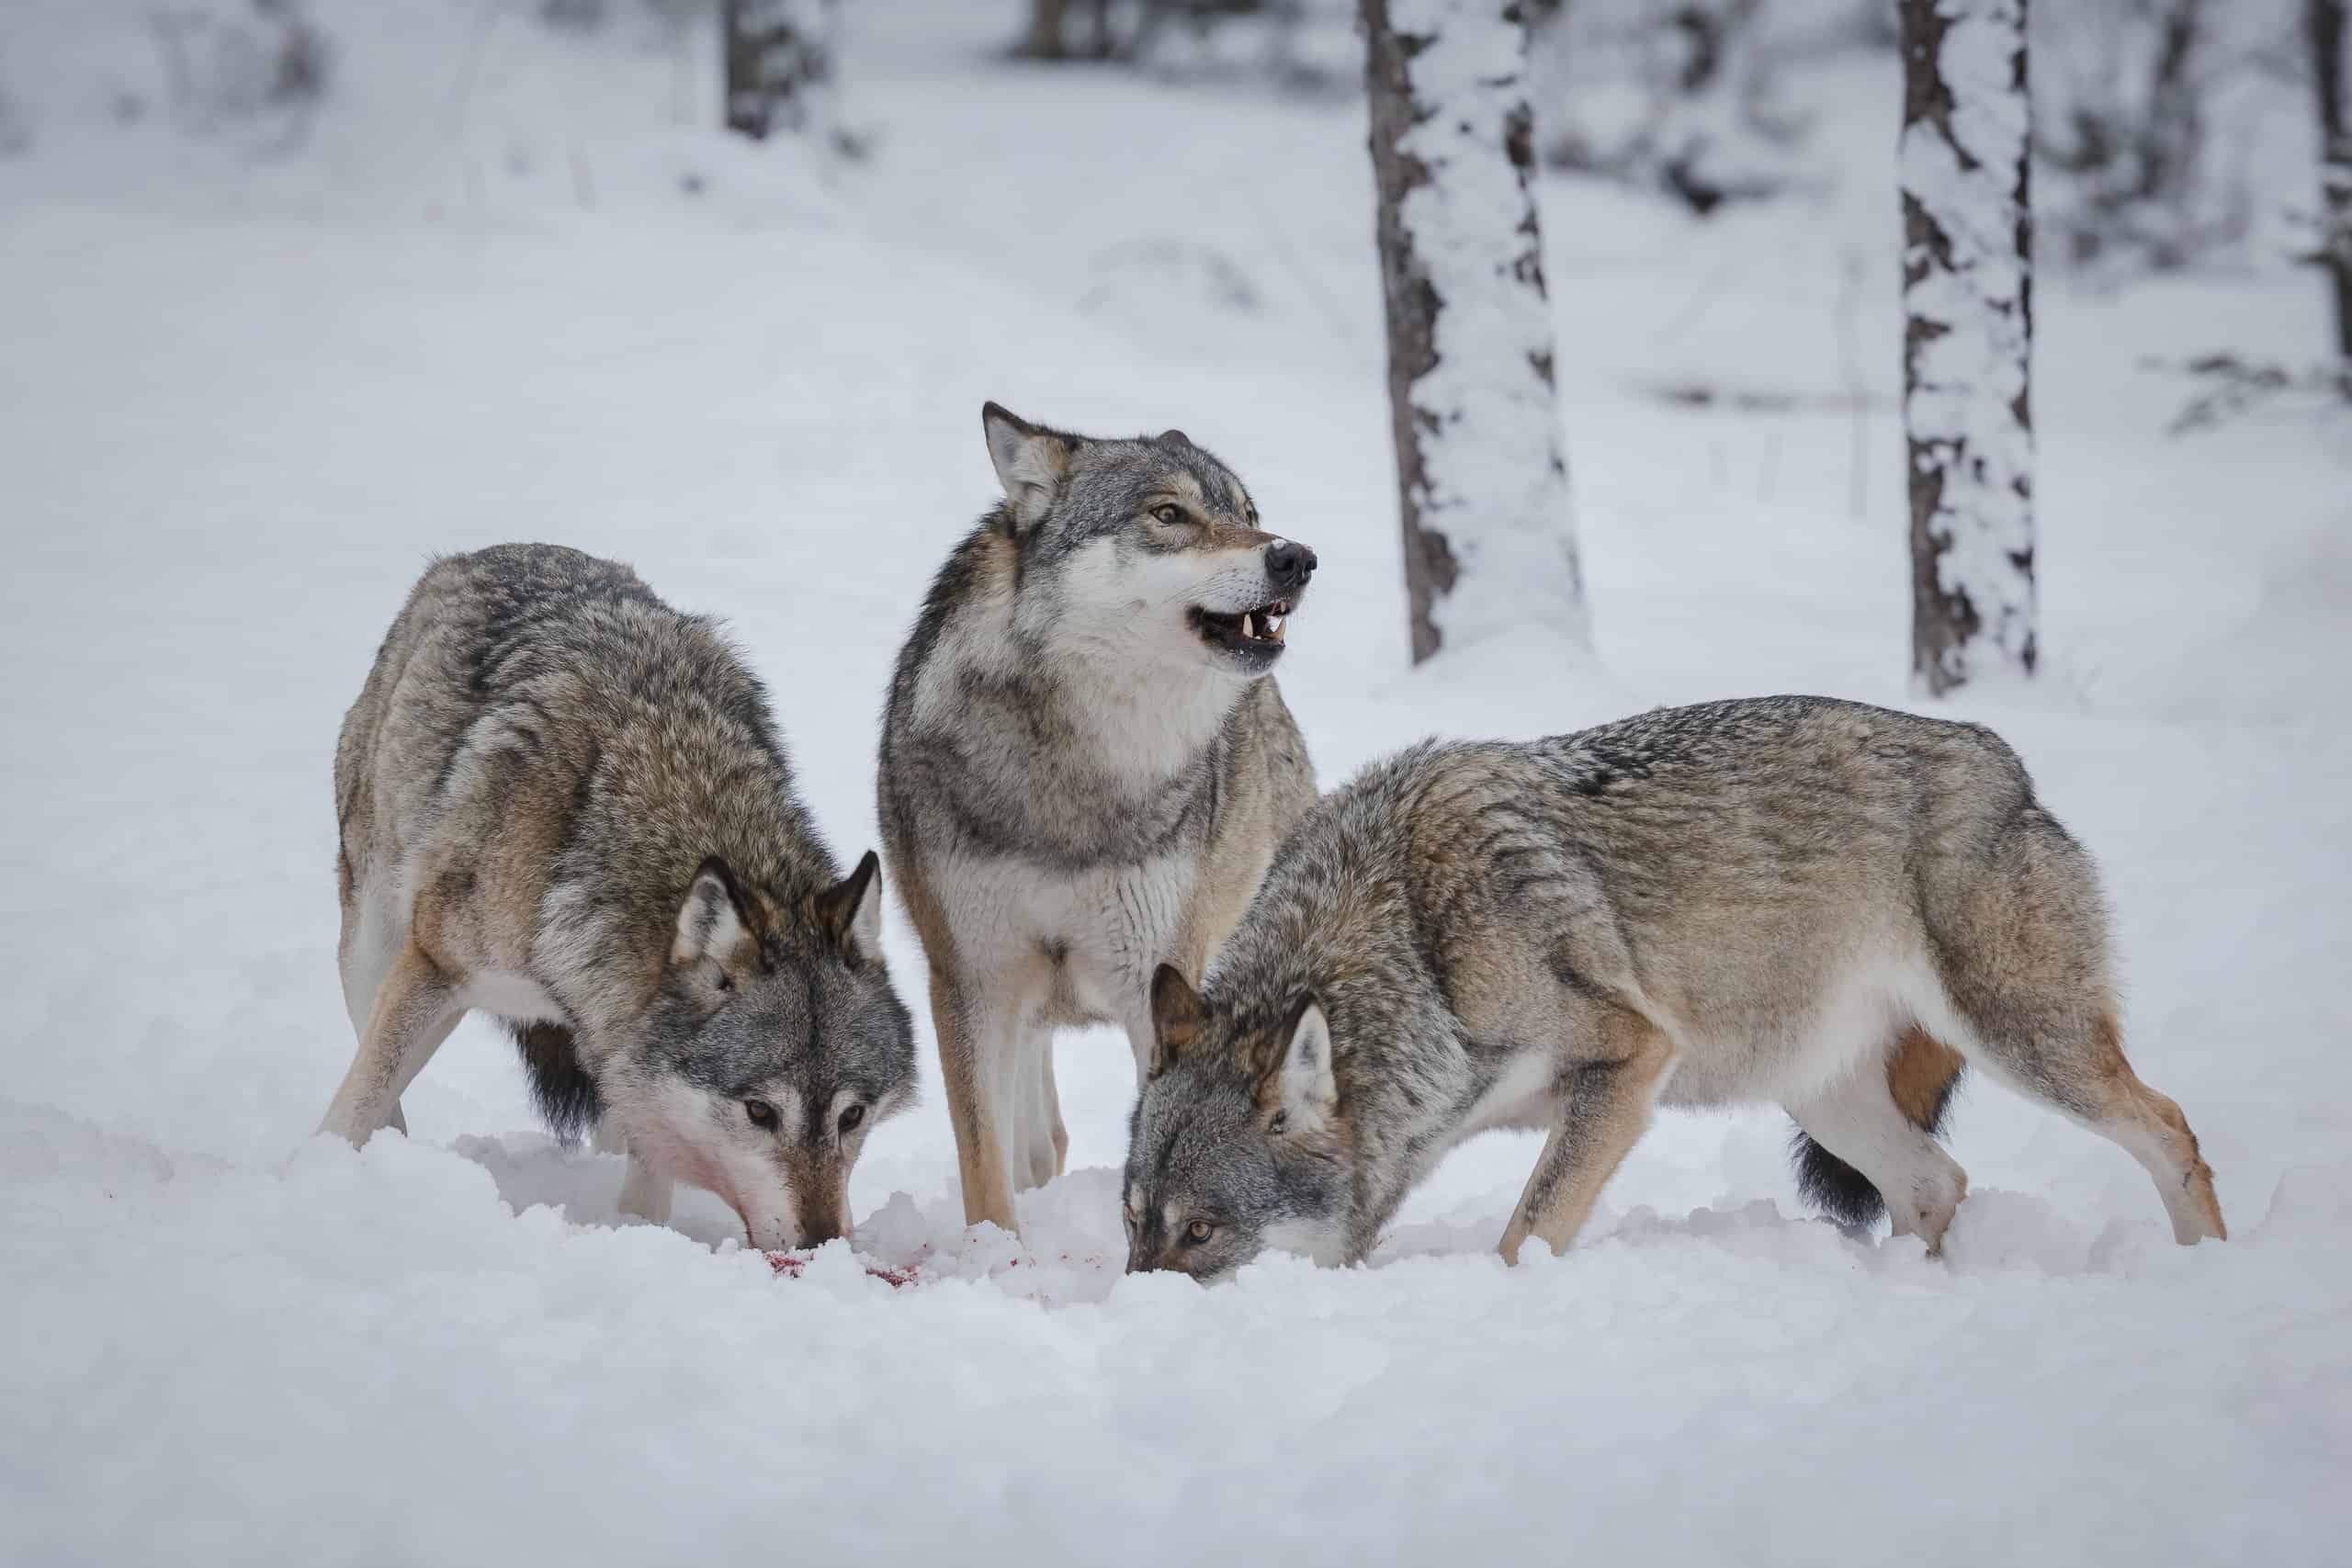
[1123,696,2225,1280]
[322,544,915,1249]
[877,403,1320,1236]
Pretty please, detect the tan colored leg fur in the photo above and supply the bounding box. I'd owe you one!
[1498,1012,1676,1265]
[2087,1014,2226,1244]
[320,941,461,1144]
[930,964,1018,1234]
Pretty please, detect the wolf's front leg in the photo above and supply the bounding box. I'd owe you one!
[1021,1037,1068,1189]
[319,941,461,1144]
[930,966,1022,1235]
[616,1155,673,1227]
[1498,1013,1676,1264]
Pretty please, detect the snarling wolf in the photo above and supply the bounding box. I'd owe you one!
[1124,697,2225,1280]
[877,404,1319,1236]
[322,544,915,1248]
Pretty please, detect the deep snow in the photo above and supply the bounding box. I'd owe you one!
[3,3,2348,1563]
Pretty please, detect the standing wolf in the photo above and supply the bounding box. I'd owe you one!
[323,545,916,1249]
[878,404,1319,1236]
[1124,697,2225,1280]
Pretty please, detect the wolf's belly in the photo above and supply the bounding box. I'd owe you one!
[944,851,1201,1027]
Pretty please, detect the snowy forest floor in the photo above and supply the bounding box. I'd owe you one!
[3,3,2348,1563]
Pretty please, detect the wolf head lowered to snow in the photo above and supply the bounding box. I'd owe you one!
[597,851,916,1252]
[979,401,1316,676]
[325,545,922,1258]
[1120,966,1352,1282]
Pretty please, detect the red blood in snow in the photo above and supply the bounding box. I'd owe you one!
[763,1252,919,1288]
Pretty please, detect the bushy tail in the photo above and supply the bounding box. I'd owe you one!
[508,1021,603,1145]
[1791,1027,1966,1227]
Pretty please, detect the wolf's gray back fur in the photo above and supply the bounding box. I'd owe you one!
[1125,696,2225,1279]
[877,405,1318,1235]
[326,544,914,1248]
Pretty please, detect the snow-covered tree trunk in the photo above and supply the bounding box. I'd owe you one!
[2314,0,2352,359]
[724,0,835,142]
[1901,0,2034,696]
[1363,0,1588,665]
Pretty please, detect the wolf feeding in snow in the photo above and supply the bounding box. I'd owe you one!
[1123,697,2227,1281]
[876,403,1321,1238]
[322,544,916,1250]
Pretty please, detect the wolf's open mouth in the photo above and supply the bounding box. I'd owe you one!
[1190,599,1294,657]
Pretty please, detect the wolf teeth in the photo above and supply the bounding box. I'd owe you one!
[1268,615,1285,642]
[1242,612,1255,639]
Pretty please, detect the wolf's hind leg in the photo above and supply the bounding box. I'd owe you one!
[1788,1028,1970,1253]
[1932,814,2224,1244]
[1498,1010,1675,1265]
[1958,1006,2225,1245]
[320,941,460,1144]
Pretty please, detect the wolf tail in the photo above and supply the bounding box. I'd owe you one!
[1790,1027,1967,1227]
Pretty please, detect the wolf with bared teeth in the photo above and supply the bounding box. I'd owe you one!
[876,403,1319,1237]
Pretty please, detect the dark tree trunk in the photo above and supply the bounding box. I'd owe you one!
[1020,0,1071,60]
[1362,0,1587,665]
[1901,0,2034,695]
[724,0,834,141]
[2314,0,2352,358]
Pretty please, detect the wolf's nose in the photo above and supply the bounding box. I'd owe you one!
[1265,540,1316,593]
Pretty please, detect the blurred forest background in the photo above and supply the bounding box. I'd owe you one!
[5,14,2350,1560]
[3,0,2344,694]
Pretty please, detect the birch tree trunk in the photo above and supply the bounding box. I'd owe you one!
[1363,0,1588,665]
[724,0,835,142]
[1901,0,2034,696]
[2314,0,2352,359]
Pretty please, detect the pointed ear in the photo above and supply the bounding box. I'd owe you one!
[813,850,884,965]
[1157,428,1192,447]
[1257,996,1337,1133]
[673,857,752,967]
[1148,964,1204,1078]
[981,400,1074,535]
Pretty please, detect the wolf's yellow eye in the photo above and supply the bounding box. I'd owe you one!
[1151,503,1185,525]
[1183,1219,1215,1246]
[744,1099,777,1129]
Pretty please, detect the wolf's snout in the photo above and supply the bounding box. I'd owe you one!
[1265,540,1317,594]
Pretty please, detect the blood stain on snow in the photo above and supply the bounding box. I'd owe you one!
[764,1251,922,1289]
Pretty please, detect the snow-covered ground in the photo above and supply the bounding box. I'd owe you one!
[4,3,2347,1562]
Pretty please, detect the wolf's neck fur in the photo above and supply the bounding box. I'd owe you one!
[1204,774,1483,1259]
[1032,634,1247,790]
[906,573,1258,867]
[525,616,832,1053]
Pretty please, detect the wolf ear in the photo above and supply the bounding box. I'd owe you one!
[1148,964,1204,1078]
[813,850,885,965]
[981,400,1074,535]
[673,857,752,967]
[1157,428,1192,447]
[1257,996,1337,1133]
